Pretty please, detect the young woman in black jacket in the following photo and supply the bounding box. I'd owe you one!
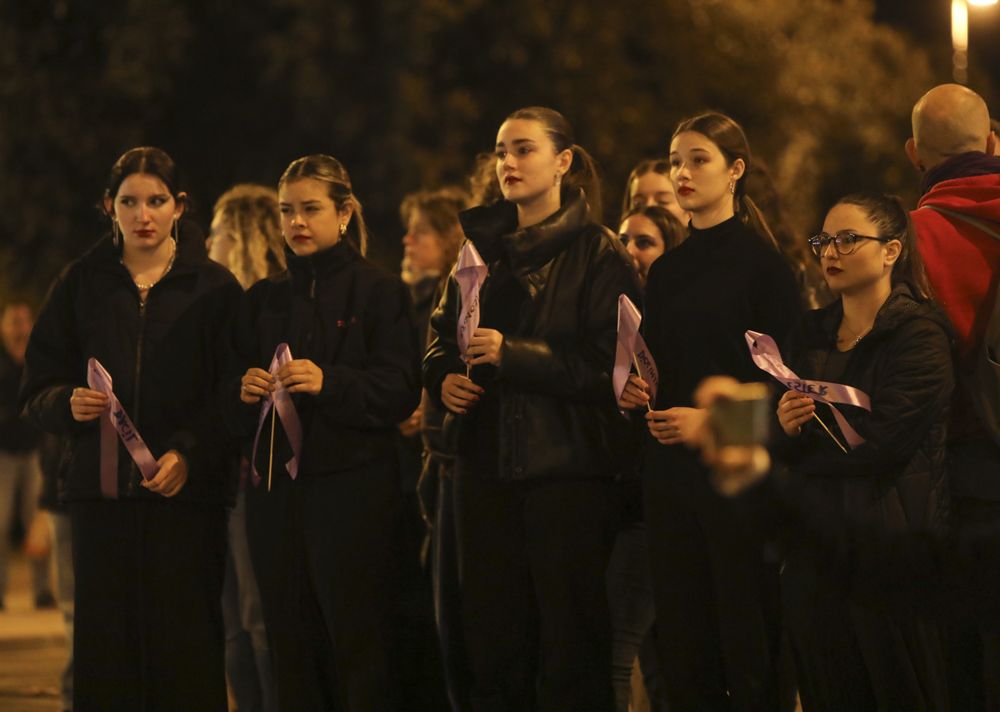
[424,106,640,711]
[619,113,801,712]
[775,193,952,711]
[231,154,421,712]
[19,147,242,711]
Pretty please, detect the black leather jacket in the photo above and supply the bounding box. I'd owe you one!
[423,189,641,481]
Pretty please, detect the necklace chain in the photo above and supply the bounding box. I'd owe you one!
[837,321,872,347]
[122,240,177,292]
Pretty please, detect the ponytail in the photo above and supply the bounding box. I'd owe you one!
[738,194,779,250]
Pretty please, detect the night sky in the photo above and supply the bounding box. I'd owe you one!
[875,0,1000,102]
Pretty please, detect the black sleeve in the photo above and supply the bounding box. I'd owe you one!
[315,276,421,427]
[423,267,465,408]
[498,238,642,403]
[164,277,244,478]
[19,267,87,436]
[222,281,271,441]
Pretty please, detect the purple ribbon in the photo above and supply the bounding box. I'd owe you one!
[250,343,304,486]
[87,358,159,499]
[455,241,488,361]
[745,330,872,449]
[614,294,659,408]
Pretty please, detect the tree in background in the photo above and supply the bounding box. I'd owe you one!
[2,0,988,303]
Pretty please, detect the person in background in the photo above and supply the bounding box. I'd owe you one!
[622,158,691,226]
[394,186,467,711]
[0,300,53,611]
[905,83,1000,711]
[618,204,686,287]
[208,183,285,712]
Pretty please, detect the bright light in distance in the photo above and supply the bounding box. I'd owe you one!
[968,0,998,6]
[953,0,970,50]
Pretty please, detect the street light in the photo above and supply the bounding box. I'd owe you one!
[952,0,999,84]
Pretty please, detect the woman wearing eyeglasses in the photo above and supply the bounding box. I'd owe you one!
[775,192,952,711]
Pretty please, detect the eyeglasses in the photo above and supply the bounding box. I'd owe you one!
[807,230,893,257]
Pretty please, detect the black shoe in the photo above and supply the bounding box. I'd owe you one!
[34,591,57,609]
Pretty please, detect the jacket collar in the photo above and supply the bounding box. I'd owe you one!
[285,239,357,286]
[459,188,591,274]
[806,282,950,347]
[922,151,1000,195]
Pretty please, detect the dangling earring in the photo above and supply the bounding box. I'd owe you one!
[112,219,121,247]
[339,223,347,236]
[729,179,736,195]
[553,173,562,187]
[173,217,180,243]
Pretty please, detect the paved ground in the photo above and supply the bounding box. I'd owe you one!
[0,553,66,712]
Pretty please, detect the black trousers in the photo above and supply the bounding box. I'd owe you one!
[783,542,949,712]
[454,467,620,712]
[71,498,227,712]
[246,461,399,712]
[643,451,780,712]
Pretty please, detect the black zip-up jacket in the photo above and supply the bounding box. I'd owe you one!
[0,347,39,454]
[774,284,954,541]
[19,227,243,503]
[423,189,641,481]
[227,240,421,476]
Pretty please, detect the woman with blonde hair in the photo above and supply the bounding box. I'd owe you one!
[209,184,286,289]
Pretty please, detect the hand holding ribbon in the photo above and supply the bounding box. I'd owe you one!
[745,330,872,450]
[86,358,159,499]
[614,294,659,411]
[250,343,304,488]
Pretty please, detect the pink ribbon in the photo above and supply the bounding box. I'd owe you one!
[250,343,304,486]
[87,358,159,499]
[614,294,659,408]
[745,330,872,449]
[455,241,488,361]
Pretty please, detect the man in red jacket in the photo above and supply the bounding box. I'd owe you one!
[907,83,1000,711]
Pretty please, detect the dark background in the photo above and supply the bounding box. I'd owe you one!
[2,0,997,303]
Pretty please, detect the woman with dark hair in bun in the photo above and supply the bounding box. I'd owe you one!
[425,107,640,711]
[775,193,951,710]
[20,146,242,710]
[231,154,421,711]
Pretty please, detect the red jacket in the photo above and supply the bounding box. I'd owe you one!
[913,172,1000,440]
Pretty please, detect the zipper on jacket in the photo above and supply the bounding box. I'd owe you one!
[126,298,147,495]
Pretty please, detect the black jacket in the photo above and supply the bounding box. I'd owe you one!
[423,189,641,481]
[19,227,243,503]
[0,347,38,453]
[774,284,954,539]
[228,240,421,477]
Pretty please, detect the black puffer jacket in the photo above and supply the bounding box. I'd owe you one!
[775,284,954,538]
[19,227,243,503]
[423,189,641,481]
[227,240,421,476]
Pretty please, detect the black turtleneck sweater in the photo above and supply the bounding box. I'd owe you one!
[642,216,800,470]
[228,240,422,477]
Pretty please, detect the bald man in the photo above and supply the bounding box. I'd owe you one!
[907,83,1000,711]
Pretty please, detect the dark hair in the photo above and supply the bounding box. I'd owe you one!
[505,106,603,220]
[102,147,186,213]
[279,154,369,255]
[671,112,776,248]
[621,159,671,218]
[835,192,932,299]
[619,204,687,253]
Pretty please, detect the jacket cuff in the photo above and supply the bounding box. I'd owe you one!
[497,335,549,382]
